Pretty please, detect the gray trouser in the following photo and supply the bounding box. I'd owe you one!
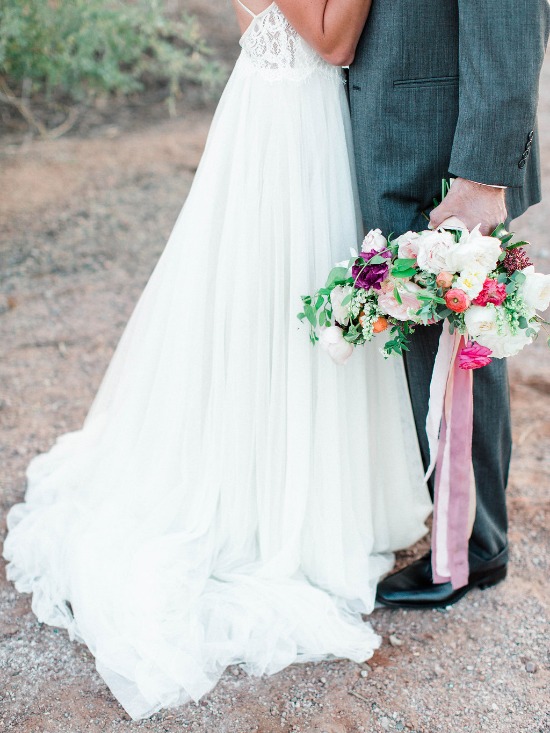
[403,324,512,569]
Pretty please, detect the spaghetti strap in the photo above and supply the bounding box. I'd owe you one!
[236,0,257,18]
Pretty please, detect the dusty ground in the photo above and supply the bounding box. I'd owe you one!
[0,4,549,733]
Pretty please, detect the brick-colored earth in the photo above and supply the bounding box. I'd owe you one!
[1,4,549,732]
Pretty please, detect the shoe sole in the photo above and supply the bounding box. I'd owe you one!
[376,566,507,610]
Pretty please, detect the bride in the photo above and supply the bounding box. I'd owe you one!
[3,0,431,720]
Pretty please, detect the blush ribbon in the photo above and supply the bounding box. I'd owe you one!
[425,321,475,590]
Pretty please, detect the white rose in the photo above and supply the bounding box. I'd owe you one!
[416,230,459,274]
[464,304,498,339]
[477,320,539,359]
[319,326,354,365]
[330,285,352,326]
[446,225,502,275]
[520,266,550,312]
[454,268,487,299]
[361,228,387,253]
[394,231,421,260]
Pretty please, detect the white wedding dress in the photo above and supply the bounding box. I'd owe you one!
[4,2,431,721]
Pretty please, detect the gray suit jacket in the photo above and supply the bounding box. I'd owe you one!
[349,0,550,235]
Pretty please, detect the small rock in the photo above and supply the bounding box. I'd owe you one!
[0,624,18,637]
[525,662,537,673]
[319,677,327,684]
[360,670,368,678]
[389,635,404,647]
[380,718,390,730]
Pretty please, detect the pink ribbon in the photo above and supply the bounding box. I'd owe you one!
[425,322,475,590]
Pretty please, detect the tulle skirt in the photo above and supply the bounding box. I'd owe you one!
[4,53,431,720]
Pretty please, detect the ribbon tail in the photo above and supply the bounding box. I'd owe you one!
[431,334,475,590]
[424,321,457,483]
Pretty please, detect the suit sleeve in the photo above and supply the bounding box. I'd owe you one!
[449,0,550,188]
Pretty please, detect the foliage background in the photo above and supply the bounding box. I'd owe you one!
[0,0,223,137]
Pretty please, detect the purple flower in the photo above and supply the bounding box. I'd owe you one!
[352,248,392,291]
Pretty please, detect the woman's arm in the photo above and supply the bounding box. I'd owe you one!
[275,0,373,66]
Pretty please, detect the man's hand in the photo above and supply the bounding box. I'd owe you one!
[430,178,508,235]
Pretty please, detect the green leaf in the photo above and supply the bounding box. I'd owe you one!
[507,240,530,250]
[393,258,417,269]
[315,294,324,310]
[365,254,389,265]
[303,304,317,328]
[393,286,402,305]
[512,271,527,285]
[297,312,306,321]
[341,292,353,307]
[325,267,349,289]
[518,316,529,329]
[491,223,509,239]
[392,267,417,279]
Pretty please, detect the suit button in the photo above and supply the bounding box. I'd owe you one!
[519,159,527,169]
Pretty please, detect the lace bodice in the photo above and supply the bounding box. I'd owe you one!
[238,3,340,83]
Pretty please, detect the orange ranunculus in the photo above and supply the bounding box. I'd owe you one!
[373,316,389,333]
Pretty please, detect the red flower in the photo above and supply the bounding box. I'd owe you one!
[459,342,493,370]
[445,288,470,313]
[472,278,507,307]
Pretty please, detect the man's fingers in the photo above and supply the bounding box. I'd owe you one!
[429,203,449,230]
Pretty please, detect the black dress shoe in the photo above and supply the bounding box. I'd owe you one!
[376,552,507,610]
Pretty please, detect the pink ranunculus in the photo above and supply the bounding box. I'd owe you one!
[445,288,470,313]
[378,281,424,321]
[472,278,507,307]
[436,271,454,290]
[458,342,493,370]
[394,231,422,260]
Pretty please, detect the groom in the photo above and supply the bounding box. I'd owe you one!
[349,0,550,608]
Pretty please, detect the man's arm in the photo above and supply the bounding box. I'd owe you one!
[431,0,550,233]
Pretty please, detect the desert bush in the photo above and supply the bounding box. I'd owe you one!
[0,0,224,137]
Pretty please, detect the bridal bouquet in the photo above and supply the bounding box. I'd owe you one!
[298,222,550,368]
[299,212,550,591]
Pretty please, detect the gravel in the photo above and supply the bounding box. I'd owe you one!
[0,3,549,732]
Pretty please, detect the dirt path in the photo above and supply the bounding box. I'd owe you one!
[0,6,549,732]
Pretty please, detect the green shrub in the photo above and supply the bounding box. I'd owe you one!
[0,0,224,136]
